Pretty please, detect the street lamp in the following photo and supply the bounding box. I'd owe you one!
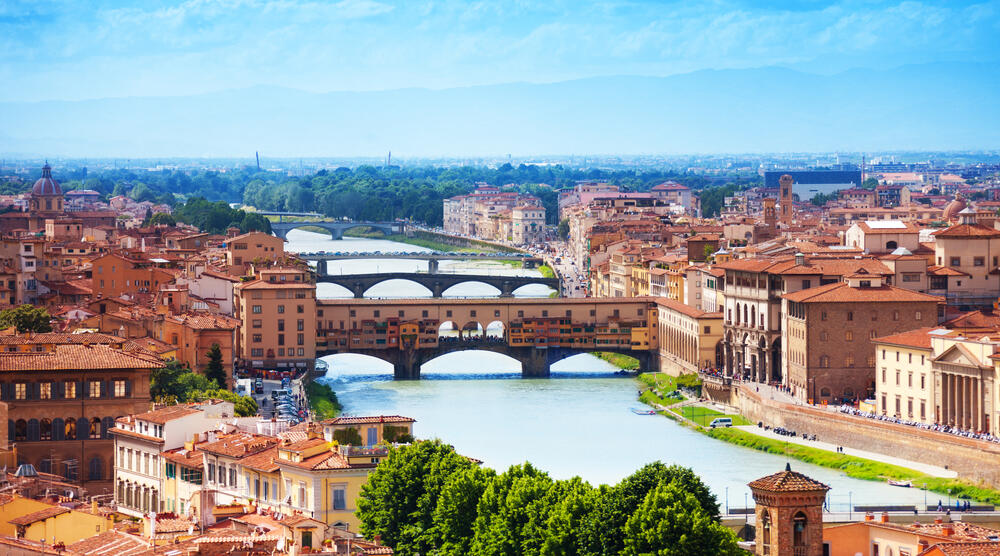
[948,489,952,508]
[923,483,927,513]
[725,486,729,516]
[744,492,749,524]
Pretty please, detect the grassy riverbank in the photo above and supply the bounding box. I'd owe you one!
[706,427,1000,506]
[538,264,555,278]
[634,374,1000,506]
[593,352,640,369]
[305,381,342,420]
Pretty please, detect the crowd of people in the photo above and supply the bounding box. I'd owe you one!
[837,405,1000,444]
[438,334,507,344]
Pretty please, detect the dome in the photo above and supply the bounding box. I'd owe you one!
[943,194,967,221]
[31,163,62,196]
[890,247,913,256]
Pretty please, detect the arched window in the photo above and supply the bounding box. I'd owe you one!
[820,387,832,397]
[743,305,749,325]
[64,417,76,440]
[793,511,808,547]
[26,419,39,442]
[14,419,26,442]
[90,417,101,439]
[39,419,52,441]
[761,510,772,555]
[844,387,855,398]
[89,457,103,481]
[102,417,114,439]
[52,418,65,441]
[116,481,124,502]
[886,240,898,250]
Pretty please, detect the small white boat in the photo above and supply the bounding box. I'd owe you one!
[888,480,912,487]
[631,407,656,415]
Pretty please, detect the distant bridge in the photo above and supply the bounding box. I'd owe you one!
[304,253,541,274]
[270,220,405,240]
[316,272,559,298]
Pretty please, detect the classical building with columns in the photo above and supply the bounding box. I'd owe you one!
[875,324,1000,433]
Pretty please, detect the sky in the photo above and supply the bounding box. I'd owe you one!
[2,0,998,102]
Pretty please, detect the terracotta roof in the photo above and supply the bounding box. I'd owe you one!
[944,310,1000,331]
[0,344,163,371]
[748,466,829,493]
[278,514,324,528]
[783,282,944,304]
[873,327,937,350]
[67,529,150,555]
[928,265,970,277]
[8,505,69,525]
[108,427,164,443]
[277,448,357,471]
[322,415,415,426]
[654,298,721,320]
[200,433,279,458]
[933,224,1000,239]
[239,446,279,472]
[921,542,1000,555]
[162,445,206,466]
[129,405,200,425]
[165,313,239,330]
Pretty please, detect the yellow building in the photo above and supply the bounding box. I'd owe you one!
[8,504,113,545]
[654,298,724,375]
[0,496,51,538]
[321,416,415,446]
[274,434,382,533]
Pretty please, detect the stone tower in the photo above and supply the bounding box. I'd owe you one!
[749,464,830,556]
[763,198,777,230]
[779,174,794,224]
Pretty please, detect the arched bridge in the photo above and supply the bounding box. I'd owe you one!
[319,339,654,380]
[271,220,405,240]
[316,272,559,298]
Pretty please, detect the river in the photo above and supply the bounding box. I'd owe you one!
[286,229,933,513]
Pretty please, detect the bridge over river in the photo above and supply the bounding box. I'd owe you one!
[316,272,559,298]
[270,219,406,240]
[315,297,659,379]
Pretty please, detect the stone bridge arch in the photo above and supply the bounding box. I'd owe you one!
[316,273,560,298]
[271,220,402,240]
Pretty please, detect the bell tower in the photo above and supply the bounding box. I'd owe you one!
[763,198,777,230]
[749,464,829,556]
[779,174,794,224]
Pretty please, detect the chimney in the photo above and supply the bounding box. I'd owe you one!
[942,524,954,537]
[91,499,98,514]
[880,512,889,523]
[934,517,943,524]
[865,513,874,521]
[794,252,806,266]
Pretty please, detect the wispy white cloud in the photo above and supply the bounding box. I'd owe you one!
[1,0,997,101]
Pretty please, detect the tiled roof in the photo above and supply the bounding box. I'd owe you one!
[277,448,355,471]
[239,446,279,472]
[278,514,324,527]
[109,427,164,443]
[8,505,69,525]
[654,298,720,319]
[873,327,937,350]
[945,310,1000,331]
[0,344,163,371]
[783,282,944,304]
[933,224,1000,239]
[66,529,150,555]
[928,265,970,277]
[921,542,1000,555]
[201,433,279,458]
[748,467,829,493]
[322,415,415,426]
[165,313,239,330]
[130,405,199,425]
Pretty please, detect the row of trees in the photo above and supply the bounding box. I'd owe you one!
[170,198,272,234]
[357,440,740,556]
[150,356,257,417]
[35,164,758,226]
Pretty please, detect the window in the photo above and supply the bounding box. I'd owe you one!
[252,305,262,314]
[14,383,25,400]
[253,334,262,343]
[845,355,854,367]
[252,319,262,328]
[881,368,886,382]
[847,311,853,321]
[975,257,985,267]
[915,311,922,321]
[951,257,961,267]
[89,381,101,398]
[277,305,285,314]
[845,331,853,341]
[229,467,237,486]
[208,463,216,483]
[332,486,346,510]
[893,310,900,321]
[820,311,827,321]
[895,370,901,385]
[39,382,51,399]
[298,481,307,507]
[921,374,926,389]
[297,305,304,313]
[114,380,126,397]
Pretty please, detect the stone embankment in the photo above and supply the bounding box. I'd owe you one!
[704,377,1000,487]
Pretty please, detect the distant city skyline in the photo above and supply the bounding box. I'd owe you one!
[2,0,997,102]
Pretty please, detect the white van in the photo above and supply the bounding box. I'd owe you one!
[709,417,733,428]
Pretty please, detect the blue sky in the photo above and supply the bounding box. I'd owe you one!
[1,0,998,102]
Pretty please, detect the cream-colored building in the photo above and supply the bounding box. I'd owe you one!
[844,220,921,254]
[930,209,1000,307]
[511,205,546,245]
[873,327,935,423]
[654,298,723,375]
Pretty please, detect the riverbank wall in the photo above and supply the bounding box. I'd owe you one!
[706,380,1000,487]
[408,230,527,253]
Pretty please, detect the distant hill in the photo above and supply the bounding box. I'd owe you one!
[2,63,997,158]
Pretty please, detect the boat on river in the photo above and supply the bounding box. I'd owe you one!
[887,479,913,487]
[631,407,656,415]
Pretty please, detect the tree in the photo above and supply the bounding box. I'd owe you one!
[151,360,219,403]
[557,218,569,240]
[147,212,176,227]
[357,440,475,556]
[470,463,556,556]
[579,462,718,555]
[332,427,362,446]
[203,343,226,386]
[540,477,595,556]
[188,388,258,417]
[622,481,741,556]
[0,305,53,333]
[433,466,495,555]
[862,176,880,189]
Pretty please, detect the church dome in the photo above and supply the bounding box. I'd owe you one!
[32,164,62,196]
[943,193,967,222]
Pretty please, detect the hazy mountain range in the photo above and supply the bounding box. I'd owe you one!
[2,63,997,159]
